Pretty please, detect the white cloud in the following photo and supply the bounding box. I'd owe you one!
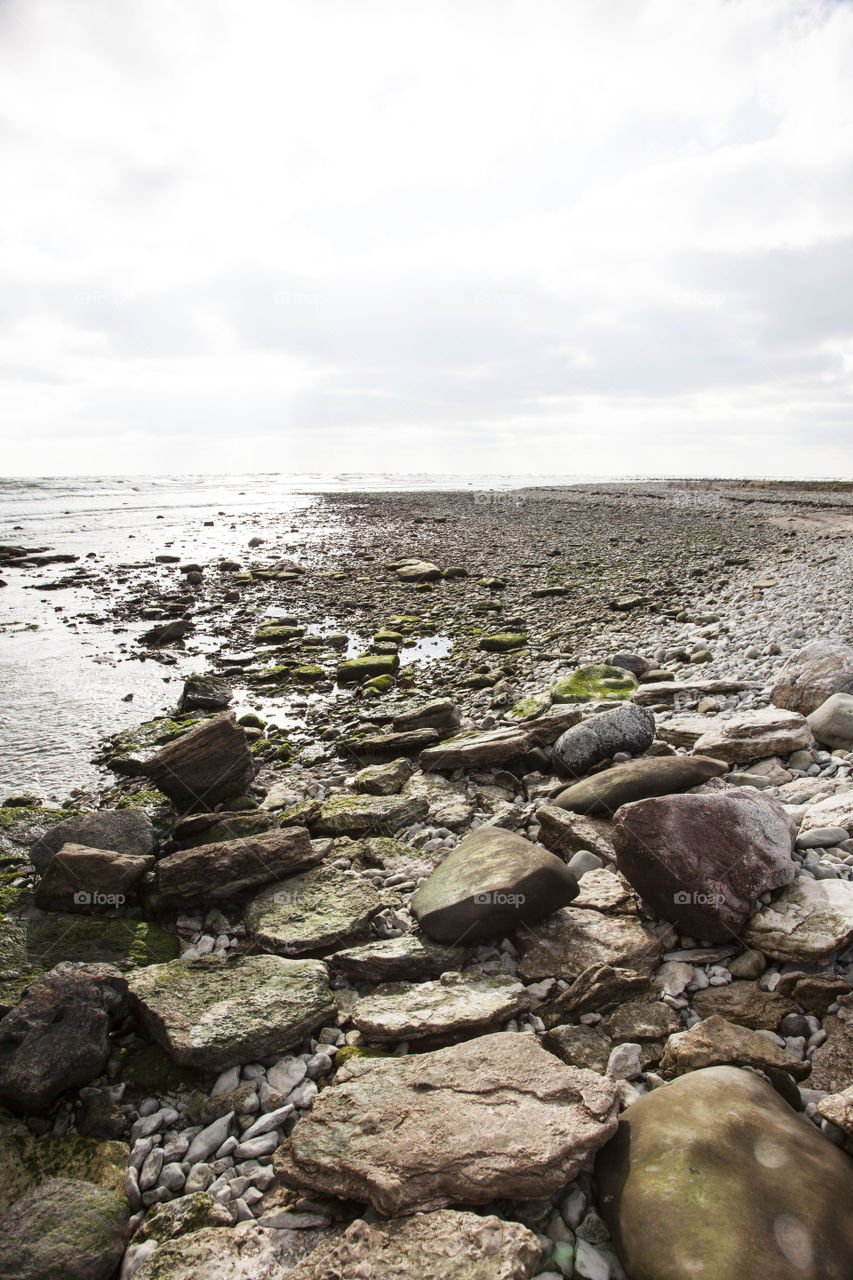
[1,0,852,476]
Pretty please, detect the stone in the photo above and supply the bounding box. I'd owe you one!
[342,728,440,762]
[131,1222,328,1280]
[392,699,460,732]
[140,714,255,811]
[351,971,529,1041]
[284,1210,542,1280]
[541,965,654,1026]
[551,666,638,703]
[534,807,616,863]
[553,755,728,817]
[612,789,796,943]
[144,620,190,645]
[34,843,152,911]
[517,909,662,983]
[659,1015,810,1080]
[742,878,853,962]
[0,963,127,1112]
[132,1191,235,1244]
[29,809,155,875]
[818,1085,853,1136]
[807,692,853,750]
[127,954,335,1071]
[690,980,796,1031]
[608,652,650,676]
[655,714,713,748]
[337,654,400,683]
[411,827,578,945]
[798,789,853,836]
[309,793,428,837]
[796,825,851,848]
[552,704,655,777]
[770,639,853,716]
[600,1000,681,1045]
[632,679,759,705]
[479,633,527,653]
[596,1065,853,1280]
[774,970,850,1015]
[0,1129,129,1217]
[395,559,442,581]
[573,868,638,914]
[330,934,468,983]
[353,758,415,796]
[809,994,853,1093]
[245,865,382,955]
[692,708,813,764]
[543,1024,613,1073]
[178,676,233,713]
[154,827,322,908]
[0,1177,129,1280]
[418,708,582,770]
[274,1032,618,1214]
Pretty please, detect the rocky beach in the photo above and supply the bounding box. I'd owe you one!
[3,477,853,1280]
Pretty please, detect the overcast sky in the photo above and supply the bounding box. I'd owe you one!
[2,0,852,478]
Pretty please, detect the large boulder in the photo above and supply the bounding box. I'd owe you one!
[245,865,382,955]
[595,1065,853,1280]
[552,704,655,777]
[351,972,529,1042]
[612,790,796,942]
[742,878,853,962]
[178,675,233,712]
[0,963,128,1113]
[274,1032,618,1214]
[553,755,727,817]
[771,639,853,716]
[0,1177,129,1280]
[29,808,154,875]
[517,908,662,983]
[127,954,335,1071]
[691,708,813,764]
[411,827,578,945]
[154,827,323,908]
[33,843,153,912]
[808,692,853,750]
[285,1210,542,1280]
[139,713,255,810]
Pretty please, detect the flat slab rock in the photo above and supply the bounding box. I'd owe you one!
[285,1210,541,1280]
[418,708,582,770]
[770,638,853,716]
[245,864,382,955]
[155,826,323,908]
[29,808,155,875]
[659,1014,810,1081]
[127,954,335,1071]
[529,806,616,863]
[517,907,663,983]
[809,993,853,1093]
[33,843,153,912]
[691,707,813,764]
[329,934,468,983]
[274,1032,618,1214]
[632,679,759,705]
[351,971,529,1041]
[131,1222,329,1280]
[140,713,255,810]
[742,877,853,962]
[798,787,853,835]
[309,793,428,837]
[596,1065,853,1280]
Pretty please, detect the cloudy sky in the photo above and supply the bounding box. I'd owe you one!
[2,0,852,478]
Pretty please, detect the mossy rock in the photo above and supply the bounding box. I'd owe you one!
[551,664,638,703]
[479,633,527,653]
[236,712,266,730]
[365,674,395,693]
[293,664,326,683]
[334,1045,390,1067]
[337,653,400,684]
[133,1192,233,1244]
[104,715,204,761]
[244,664,294,686]
[119,1043,205,1095]
[0,1128,129,1217]
[374,630,404,644]
[508,695,549,721]
[173,812,274,849]
[253,625,305,643]
[114,790,169,813]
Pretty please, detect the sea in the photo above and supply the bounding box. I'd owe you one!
[0,472,607,800]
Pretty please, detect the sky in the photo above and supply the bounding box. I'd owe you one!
[1,0,852,478]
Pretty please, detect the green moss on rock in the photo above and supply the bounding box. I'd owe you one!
[479,633,527,653]
[551,664,638,703]
[337,653,400,684]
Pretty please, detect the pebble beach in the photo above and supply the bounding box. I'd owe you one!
[2,476,853,1280]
